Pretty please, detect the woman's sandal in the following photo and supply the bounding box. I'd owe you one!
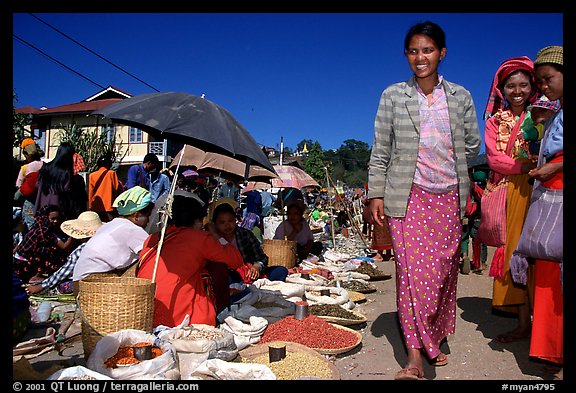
[432,353,448,367]
[394,367,425,380]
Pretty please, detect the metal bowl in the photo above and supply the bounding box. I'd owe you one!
[132,344,153,361]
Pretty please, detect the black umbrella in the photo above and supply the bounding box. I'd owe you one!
[91,92,274,173]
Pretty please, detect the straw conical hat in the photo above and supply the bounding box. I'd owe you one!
[60,211,103,239]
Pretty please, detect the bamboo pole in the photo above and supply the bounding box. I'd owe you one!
[324,167,336,249]
[151,144,185,283]
[325,171,370,249]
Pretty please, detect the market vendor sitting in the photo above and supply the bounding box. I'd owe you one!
[137,191,244,327]
[71,186,154,291]
[212,202,289,286]
[274,198,324,261]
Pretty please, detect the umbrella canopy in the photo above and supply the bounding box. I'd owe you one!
[170,144,278,183]
[92,92,274,173]
[242,165,319,192]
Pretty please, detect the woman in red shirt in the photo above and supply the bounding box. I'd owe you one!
[137,192,244,327]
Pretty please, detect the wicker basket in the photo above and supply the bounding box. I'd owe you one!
[78,276,156,359]
[263,239,298,268]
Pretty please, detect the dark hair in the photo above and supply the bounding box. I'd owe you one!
[143,153,159,166]
[97,152,113,168]
[38,141,75,195]
[404,21,446,52]
[534,62,563,74]
[171,195,206,227]
[212,202,236,223]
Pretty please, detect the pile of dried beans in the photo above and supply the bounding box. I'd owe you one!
[260,315,358,349]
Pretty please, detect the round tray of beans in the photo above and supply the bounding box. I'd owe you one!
[347,290,367,304]
[240,341,341,380]
[337,279,377,294]
[308,303,368,326]
[259,314,362,356]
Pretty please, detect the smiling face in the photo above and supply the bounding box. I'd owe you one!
[405,34,446,82]
[501,71,533,114]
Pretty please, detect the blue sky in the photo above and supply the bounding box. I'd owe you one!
[12,13,563,153]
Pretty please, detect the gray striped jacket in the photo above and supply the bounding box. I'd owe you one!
[367,76,481,218]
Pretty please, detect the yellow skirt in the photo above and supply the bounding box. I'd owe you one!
[492,173,535,312]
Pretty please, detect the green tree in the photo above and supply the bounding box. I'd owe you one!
[12,91,32,147]
[303,141,325,185]
[54,124,128,173]
[323,139,370,188]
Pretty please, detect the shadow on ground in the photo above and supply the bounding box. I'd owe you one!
[457,296,554,380]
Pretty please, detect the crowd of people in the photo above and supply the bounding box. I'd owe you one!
[366,21,562,380]
[12,150,328,341]
[12,21,562,381]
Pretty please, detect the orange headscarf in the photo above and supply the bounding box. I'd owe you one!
[20,138,35,149]
[484,56,537,120]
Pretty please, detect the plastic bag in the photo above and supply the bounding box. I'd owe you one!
[87,329,179,380]
[187,358,275,380]
[220,316,268,351]
[48,365,113,380]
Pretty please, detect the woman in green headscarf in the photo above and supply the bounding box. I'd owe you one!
[72,186,154,284]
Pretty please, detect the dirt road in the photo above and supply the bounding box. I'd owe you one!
[331,249,561,381]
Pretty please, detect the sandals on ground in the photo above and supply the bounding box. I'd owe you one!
[394,367,425,380]
[432,353,448,367]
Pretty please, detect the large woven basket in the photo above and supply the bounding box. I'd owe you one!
[262,239,298,268]
[78,276,156,359]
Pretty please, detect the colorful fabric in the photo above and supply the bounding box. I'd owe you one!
[40,243,86,291]
[371,217,392,251]
[413,76,458,192]
[113,186,151,216]
[20,138,35,149]
[485,109,531,177]
[234,226,269,267]
[88,166,122,213]
[529,259,563,365]
[484,56,536,120]
[13,207,69,283]
[240,212,261,231]
[529,95,561,112]
[367,76,480,218]
[388,185,461,360]
[72,153,86,175]
[491,173,534,311]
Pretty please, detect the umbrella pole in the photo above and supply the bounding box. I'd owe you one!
[151,145,185,283]
[324,167,336,249]
[280,187,287,240]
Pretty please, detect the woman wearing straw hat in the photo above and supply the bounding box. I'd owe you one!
[71,186,154,283]
[26,211,103,295]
